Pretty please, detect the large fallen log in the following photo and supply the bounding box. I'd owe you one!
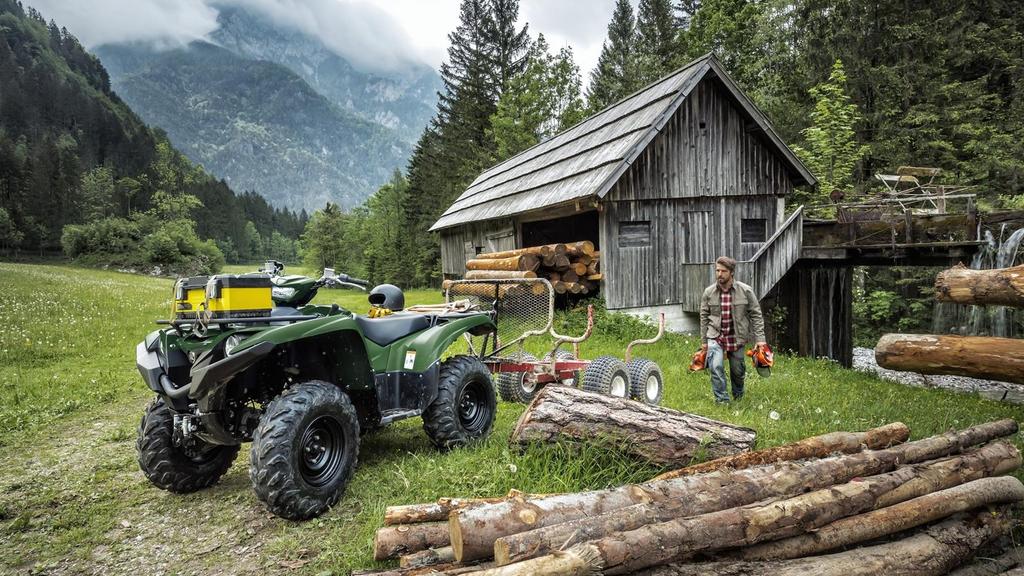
[935,263,1024,307]
[449,419,1017,562]
[731,475,1024,561]
[492,442,1021,565]
[875,334,1024,385]
[490,443,1021,575]
[627,510,1012,576]
[509,385,757,467]
[465,255,540,272]
[374,522,451,560]
[652,422,910,481]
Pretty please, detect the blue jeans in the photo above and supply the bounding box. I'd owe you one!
[707,340,745,402]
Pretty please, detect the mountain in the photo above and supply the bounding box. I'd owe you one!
[211,5,441,145]
[96,41,411,213]
[0,0,303,254]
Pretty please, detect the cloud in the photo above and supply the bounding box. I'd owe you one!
[26,0,427,72]
[27,0,220,49]
[230,0,426,71]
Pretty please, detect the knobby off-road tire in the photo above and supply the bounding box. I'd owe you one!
[581,355,630,398]
[497,352,539,403]
[423,355,497,449]
[627,357,664,405]
[250,380,359,521]
[137,397,239,493]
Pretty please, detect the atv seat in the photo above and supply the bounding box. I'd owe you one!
[355,313,432,347]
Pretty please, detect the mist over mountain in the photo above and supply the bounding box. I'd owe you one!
[94,5,440,212]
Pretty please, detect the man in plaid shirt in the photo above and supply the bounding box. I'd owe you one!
[699,256,767,403]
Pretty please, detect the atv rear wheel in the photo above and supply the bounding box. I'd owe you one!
[137,397,239,493]
[497,352,539,403]
[581,356,630,398]
[250,380,359,520]
[627,358,664,405]
[423,355,496,449]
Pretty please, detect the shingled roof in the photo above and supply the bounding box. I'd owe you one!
[430,53,815,232]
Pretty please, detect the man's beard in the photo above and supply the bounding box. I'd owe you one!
[717,276,731,288]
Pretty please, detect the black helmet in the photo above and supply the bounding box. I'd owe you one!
[368,284,405,311]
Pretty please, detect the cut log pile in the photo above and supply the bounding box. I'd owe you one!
[358,418,1023,575]
[459,241,601,295]
[876,262,1024,385]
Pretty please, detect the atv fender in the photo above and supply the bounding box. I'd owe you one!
[388,314,496,373]
[189,341,276,404]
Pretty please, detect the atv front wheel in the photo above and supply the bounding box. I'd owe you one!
[250,380,360,520]
[423,356,496,449]
[581,356,630,398]
[137,397,239,493]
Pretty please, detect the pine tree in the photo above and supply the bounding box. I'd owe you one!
[792,60,867,198]
[490,35,585,161]
[587,0,641,112]
[636,0,679,83]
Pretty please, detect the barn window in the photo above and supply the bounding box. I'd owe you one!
[618,221,651,247]
[741,219,767,243]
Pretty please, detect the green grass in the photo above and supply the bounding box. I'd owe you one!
[1,262,1023,574]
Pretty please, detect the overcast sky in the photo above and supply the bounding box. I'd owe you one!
[25,0,631,80]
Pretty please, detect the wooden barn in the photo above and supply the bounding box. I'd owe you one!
[431,53,816,331]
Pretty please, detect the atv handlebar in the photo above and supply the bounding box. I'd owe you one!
[321,268,369,290]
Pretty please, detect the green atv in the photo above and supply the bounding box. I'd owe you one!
[135,266,497,520]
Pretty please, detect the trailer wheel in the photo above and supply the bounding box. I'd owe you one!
[581,356,630,398]
[627,358,664,405]
[497,352,539,403]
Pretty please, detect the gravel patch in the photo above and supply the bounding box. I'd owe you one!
[853,346,1024,404]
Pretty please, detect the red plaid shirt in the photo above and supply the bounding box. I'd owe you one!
[717,287,740,352]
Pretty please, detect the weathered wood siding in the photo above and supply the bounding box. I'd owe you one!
[439,218,516,276]
[601,75,800,310]
[607,77,795,203]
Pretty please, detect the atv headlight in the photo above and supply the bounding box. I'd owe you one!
[272,286,296,300]
[224,334,246,355]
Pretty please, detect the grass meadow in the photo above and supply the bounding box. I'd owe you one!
[1,261,1023,574]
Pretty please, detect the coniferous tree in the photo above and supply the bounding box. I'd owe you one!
[587,0,641,112]
[636,0,679,83]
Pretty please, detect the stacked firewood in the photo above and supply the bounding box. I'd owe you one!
[457,241,601,295]
[356,419,1024,576]
[876,263,1024,385]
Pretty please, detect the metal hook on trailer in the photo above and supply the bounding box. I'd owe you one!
[548,304,594,359]
[625,312,665,363]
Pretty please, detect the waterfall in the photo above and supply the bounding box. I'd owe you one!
[932,225,1024,337]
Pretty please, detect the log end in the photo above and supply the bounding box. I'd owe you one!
[449,511,464,563]
[493,538,512,566]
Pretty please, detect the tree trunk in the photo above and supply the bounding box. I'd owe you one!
[947,546,1024,575]
[875,334,1024,384]
[935,263,1024,307]
[653,422,910,481]
[465,270,537,279]
[466,255,540,272]
[494,445,1020,575]
[732,475,1024,560]
[386,497,512,526]
[510,385,756,467]
[628,510,1012,576]
[565,241,595,257]
[449,420,1017,562]
[401,546,456,568]
[374,522,451,560]
[493,442,1020,566]
[476,246,551,259]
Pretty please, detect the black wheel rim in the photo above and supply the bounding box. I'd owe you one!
[299,415,345,487]
[458,379,488,432]
[182,443,222,464]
